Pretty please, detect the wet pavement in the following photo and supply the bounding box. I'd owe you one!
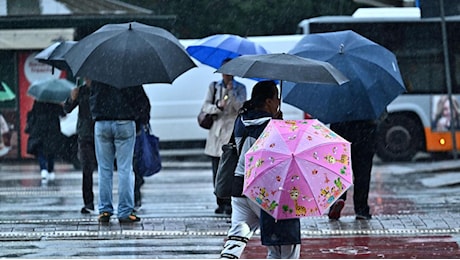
[1,157,460,258]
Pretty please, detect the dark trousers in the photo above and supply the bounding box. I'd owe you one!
[37,148,54,172]
[134,171,144,205]
[211,156,231,207]
[331,121,377,216]
[341,138,375,215]
[78,139,97,208]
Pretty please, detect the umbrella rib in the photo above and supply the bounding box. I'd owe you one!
[296,165,323,215]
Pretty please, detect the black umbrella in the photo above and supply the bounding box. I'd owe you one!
[34,41,77,74]
[63,22,196,88]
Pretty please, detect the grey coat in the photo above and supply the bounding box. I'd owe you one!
[203,79,246,157]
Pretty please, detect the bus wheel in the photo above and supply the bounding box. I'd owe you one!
[376,114,423,162]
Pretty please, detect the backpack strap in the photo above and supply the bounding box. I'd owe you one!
[211,81,219,105]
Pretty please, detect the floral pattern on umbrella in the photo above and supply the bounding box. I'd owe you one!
[243,119,353,220]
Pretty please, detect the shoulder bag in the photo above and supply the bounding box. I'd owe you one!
[197,82,217,129]
[214,128,248,199]
[133,124,162,177]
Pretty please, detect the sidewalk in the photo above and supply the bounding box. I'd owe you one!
[1,159,460,258]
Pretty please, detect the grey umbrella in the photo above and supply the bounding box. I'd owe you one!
[35,41,77,74]
[63,22,196,88]
[27,78,75,104]
[215,53,348,85]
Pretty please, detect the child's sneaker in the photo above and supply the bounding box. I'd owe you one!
[118,212,141,223]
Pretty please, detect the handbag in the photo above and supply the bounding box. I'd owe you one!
[197,82,217,130]
[26,136,41,155]
[197,111,215,129]
[214,128,248,199]
[134,124,162,177]
[25,111,34,134]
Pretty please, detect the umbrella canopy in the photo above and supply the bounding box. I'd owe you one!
[0,82,16,101]
[186,34,269,69]
[63,21,196,88]
[34,41,77,73]
[243,119,353,220]
[284,30,406,124]
[215,53,348,85]
[27,78,75,104]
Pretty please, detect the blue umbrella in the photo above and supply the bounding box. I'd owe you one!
[186,34,269,69]
[283,30,406,124]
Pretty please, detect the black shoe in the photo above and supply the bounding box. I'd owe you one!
[119,212,141,223]
[214,206,225,214]
[328,199,345,220]
[356,213,372,220]
[98,212,112,223]
[81,204,94,214]
[224,205,232,215]
[80,207,94,214]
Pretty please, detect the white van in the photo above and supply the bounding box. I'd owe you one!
[144,34,305,148]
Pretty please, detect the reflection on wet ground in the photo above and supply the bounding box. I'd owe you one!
[1,159,460,258]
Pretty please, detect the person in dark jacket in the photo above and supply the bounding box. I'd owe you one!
[64,78,96,214]
[220,81,301,259]
[90,80,149,223]
[327,119,378,220]
[26,100,66,183]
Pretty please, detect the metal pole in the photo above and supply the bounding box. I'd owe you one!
[440,0,458,159]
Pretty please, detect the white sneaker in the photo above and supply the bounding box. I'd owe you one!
[0,146,10,157]
[48,172,55,181]
[40,169,49,180]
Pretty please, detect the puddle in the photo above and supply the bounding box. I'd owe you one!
[321,245,371,255]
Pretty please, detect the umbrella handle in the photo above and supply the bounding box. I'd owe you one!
[279,80,283,110]
[75,77,84,88]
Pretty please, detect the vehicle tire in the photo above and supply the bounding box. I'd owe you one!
[376,114,424,162]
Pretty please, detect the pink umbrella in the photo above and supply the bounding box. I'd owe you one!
[243,119,353,220]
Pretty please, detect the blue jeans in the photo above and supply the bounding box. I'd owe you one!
[37,148,54,172]
[94,120,135,219]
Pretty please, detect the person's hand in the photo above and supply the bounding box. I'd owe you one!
[274,110,283,119]
[70,87,79,101]
[217,96,228,109]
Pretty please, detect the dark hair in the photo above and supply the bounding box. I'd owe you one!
[241,80,277,112]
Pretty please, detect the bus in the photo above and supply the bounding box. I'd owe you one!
[297,9,460,161]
